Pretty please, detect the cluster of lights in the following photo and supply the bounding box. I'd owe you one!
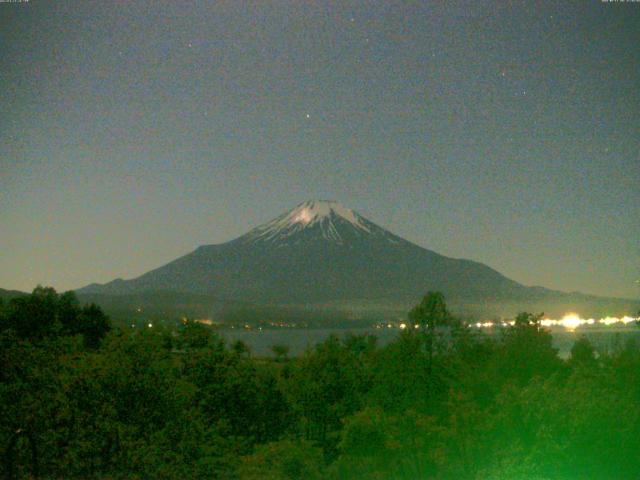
[397,323,420,330]
[470,314,639,331]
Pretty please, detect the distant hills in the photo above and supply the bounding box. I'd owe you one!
[73,200,639,320]
[0,288,28,303]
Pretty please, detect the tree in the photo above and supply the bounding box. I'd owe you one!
[570,335,597,367]
[342,333,377,359]
[0,288,110,347]
[0,297,5,333]
[408,291,450,331]
[408,291,452,375]
[4,286,59,339]
[178,319,217,349]
[494,312,561,386]
[332,407,443,479]
[271,344,290,362]
[77,303,111,348]
[286,335,369,453]
[514,311,544,329]
[57,290,81,334]
[238,439,324,480]
[368,330,430,412]
[231,339,251,357]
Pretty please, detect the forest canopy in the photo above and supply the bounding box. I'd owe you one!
[1,288,639,479]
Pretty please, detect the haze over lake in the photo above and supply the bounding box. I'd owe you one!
[221,325,640,359]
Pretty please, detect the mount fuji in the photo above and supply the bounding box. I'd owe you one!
[77,200,637,317]
[80,201,534,302]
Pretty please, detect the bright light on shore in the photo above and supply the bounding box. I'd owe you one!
[560,314,581,331]
[471,314,639,331]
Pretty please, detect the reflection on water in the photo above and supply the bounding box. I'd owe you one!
[220,323,640,359]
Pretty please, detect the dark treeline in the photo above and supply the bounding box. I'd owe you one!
[1,288,640,479]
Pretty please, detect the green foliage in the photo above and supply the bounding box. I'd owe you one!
[331,407,443,479]
[182,339,292,447]
[570,335,597,367]
[238,439,323,480]
[76,303,111,348]
[231,339,252,357]
[514,311,544,327]
[367,330,432,411]
[1,289,640,479]
[286,335,371,455]
[1,286,111,347]
[176,319,219,350]
[408,291,451,330]
[4,286,59,339]
[270,344,290,362]
[493,311,562,386]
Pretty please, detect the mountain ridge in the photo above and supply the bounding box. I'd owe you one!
[76,200,639,317]
[78,200,539,301]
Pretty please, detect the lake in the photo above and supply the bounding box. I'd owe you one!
[220,325,640,358]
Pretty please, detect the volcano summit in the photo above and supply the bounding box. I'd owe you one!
[79,200,546,306]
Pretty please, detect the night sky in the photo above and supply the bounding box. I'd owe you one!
[1,1,638,299]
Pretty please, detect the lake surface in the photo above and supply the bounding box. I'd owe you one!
[220,326,640,358]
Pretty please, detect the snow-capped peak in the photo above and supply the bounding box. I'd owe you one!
[246,200,373,244]
[286,200,368,230]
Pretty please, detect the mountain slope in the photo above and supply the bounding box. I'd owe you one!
[0,288,29,302]
[78,200,545,304]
